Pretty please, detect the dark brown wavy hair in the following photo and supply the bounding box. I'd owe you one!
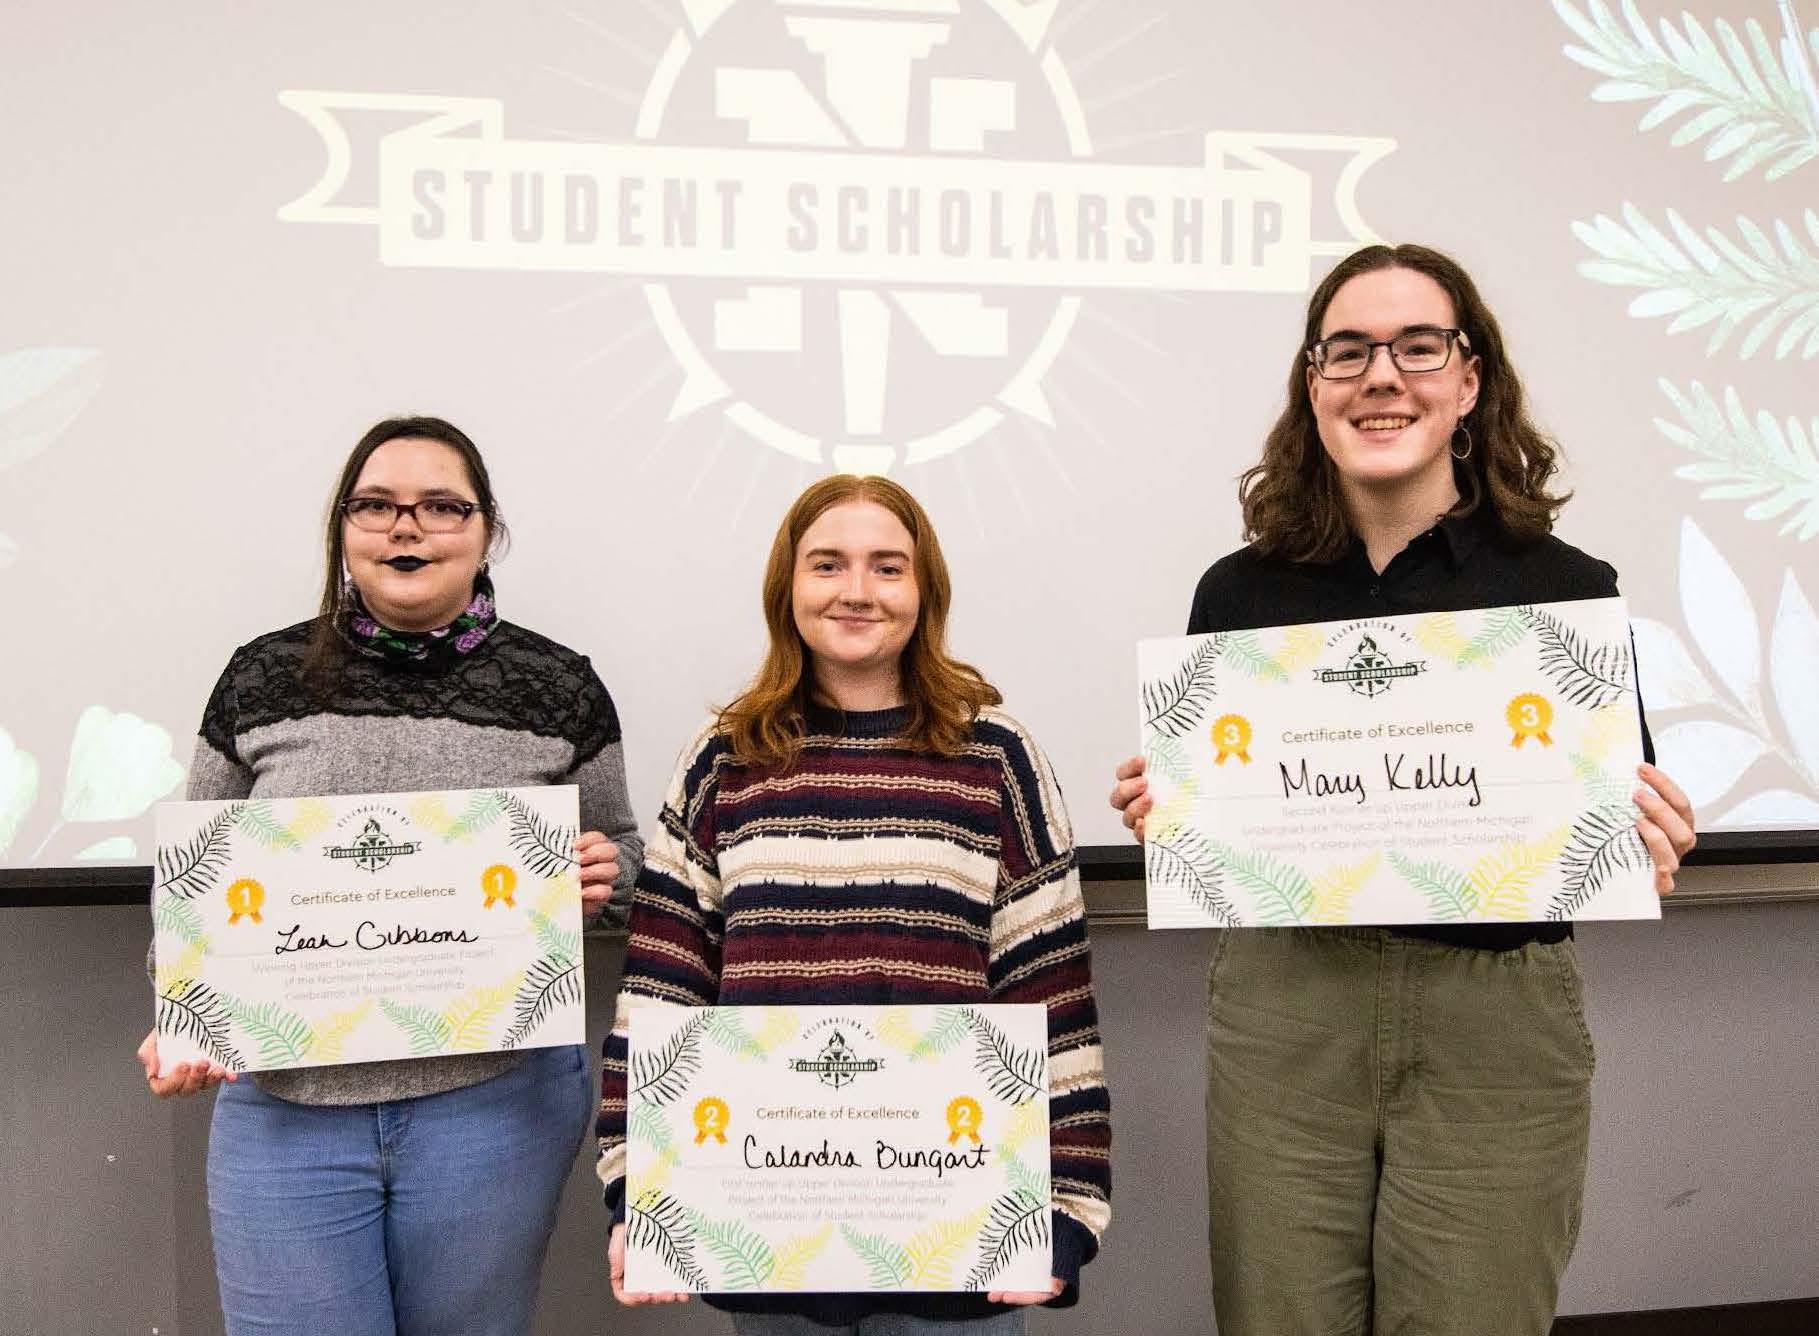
[1240,243,1569,562]
[302,416,507,691]
[718,474,1000,768]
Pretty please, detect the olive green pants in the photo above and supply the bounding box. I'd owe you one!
[1205,928,1594,1336]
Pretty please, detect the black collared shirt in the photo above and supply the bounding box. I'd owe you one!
[1187,507,1653,951]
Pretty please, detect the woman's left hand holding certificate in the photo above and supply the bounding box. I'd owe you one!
[576,830,620,917]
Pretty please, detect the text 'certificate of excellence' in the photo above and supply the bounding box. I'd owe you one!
[624,1004,1052,1295]
[152,785,583,1073]
[1138,598,1660,928]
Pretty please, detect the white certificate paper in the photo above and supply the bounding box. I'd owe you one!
[152,786,583,1072]
[1138,598,1659,928]
[624,1004,1052,1295]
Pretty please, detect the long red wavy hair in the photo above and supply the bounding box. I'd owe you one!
[718,475,1000,768]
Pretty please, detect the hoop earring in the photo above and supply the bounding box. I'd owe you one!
[1450,423,1474,461]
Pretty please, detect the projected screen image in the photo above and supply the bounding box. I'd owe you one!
[3,0,1816,870]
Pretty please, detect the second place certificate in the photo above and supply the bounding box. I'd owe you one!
[624,1004,1052,1295]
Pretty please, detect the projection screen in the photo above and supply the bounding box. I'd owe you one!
[3,0,1816,872]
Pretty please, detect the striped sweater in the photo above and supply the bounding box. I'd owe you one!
[597,703,1111,1321]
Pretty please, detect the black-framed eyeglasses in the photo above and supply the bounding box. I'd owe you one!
[1307,327,1469,380]
[338,496,480,532]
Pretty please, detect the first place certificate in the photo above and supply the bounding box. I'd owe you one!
[1138,598,1660,928]
[152,785,583,1073]
[624,1004,1052,1295]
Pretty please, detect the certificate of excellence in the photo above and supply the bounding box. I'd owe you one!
[1138,598,1659,928]
[624,1004,1052,1295]
[151,785,583,1072]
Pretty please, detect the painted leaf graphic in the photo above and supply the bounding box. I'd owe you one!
[840,1226,913,1288]
[1630,617,1715,711]
[875,1008,919,1053]
[1214,843,1313,925]
[629,1011,709,1105]
[234,802,299,849]
[152,895,206,949]
[693,1214,776,1290]
[1272,624,1322,672]
[0,347,103,471]
[1146,829,1234,924]
[908,1007,964,1060]
[1389,851,1475,921]
[442,977,519,1051]
[1222,631,1289,681]
[1678,517,1761,719]
[501,955,581,1049]
[1769,571,1819,786]
[308,1001,373,1063]
[380,999,453,1056]
[226,998,315,1068]
[705,1007,767,1060]
[1552,2,1819,182]
[1656,720,1769,808]
[628,1191,707,1291]
[1458,607,1529,665]
[768,1223,834,1290]
[157,980,242,1071]
[1551,806,1651,919]
[155,805,239,899]
[1309,853,1380,924]
[1141,637,1221,738]
[962,1008,1047,1104]
[751,1007,800,1055]
[907,1206,989,1289]
[61,705,184,822]
[1468,828,1570,921]
[1656,380,1819,540]
[0,728,40,855]
[996,1098,1046,1155]
[283,798,335,843]
[965,1195,1045,1290]
[1415,612,1470,661]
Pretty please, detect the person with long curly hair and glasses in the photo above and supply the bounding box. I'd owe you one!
[1110,244,1696,1336]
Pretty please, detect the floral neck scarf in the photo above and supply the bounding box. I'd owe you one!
[344,570,499,662]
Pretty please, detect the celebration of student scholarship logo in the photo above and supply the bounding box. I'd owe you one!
[1316,624,1428,700]
[790,1020,885,1090]
[323,807,422,874]
[275,0,1394,475]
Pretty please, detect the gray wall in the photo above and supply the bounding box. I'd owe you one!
[5,897,1816,1334]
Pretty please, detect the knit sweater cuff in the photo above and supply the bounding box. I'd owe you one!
[1047,1210,1097,1307]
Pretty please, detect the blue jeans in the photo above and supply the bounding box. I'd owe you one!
[729,1314,1027,1336]
[207,1044,593,1336]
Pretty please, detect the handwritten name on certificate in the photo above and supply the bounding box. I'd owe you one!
[1138,598,1660,928]
[151,786,583,1073]
[624,1004,1052,1295]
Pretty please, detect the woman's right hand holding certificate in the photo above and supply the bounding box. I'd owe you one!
[1110,755,1151,842]
[606,1223,691,1306]
[136,1028,236,1098]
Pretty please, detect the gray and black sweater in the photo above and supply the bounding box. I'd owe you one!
[174,617,643,1105]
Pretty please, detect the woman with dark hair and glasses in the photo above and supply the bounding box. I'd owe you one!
[1110,245,1696,1335]
[134,416,642,1335]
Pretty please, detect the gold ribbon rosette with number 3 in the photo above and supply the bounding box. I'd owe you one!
[1506,693,1555,748]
